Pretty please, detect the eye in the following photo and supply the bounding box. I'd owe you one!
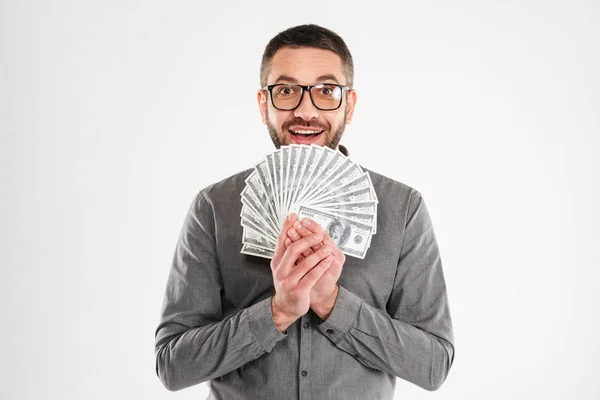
[316,85,340,98]
[275,85,299,96]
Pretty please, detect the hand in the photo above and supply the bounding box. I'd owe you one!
[284,215,345,320]
[270,215,335,332]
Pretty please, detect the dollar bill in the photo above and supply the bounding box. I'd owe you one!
[265,153,279,218]
[281,146,290,217]
[317,200,377,215]
[297,206,373,259]
[241,244,275,259]
[254,160,279,226]
[285,144,300,212]
[289,144,309,208]
[295,145,329,202]
[317,199,378,234]
[242,227,277,249]
[302,154,352,203]
[241,185,280,235]
[241,210,278,242]
[306,147,342,199]
[272,150,283,216]
[311,186,374,205]
[315,208,377,233]
[315,169,378,206]
[292,145,319,206]
[307,162,363,203]
[244,171,280,232]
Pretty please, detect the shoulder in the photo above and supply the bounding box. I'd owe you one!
[362,166,422,205]
[193,168,254,208]
[361,167,430,234]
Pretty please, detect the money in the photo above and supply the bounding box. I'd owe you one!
[241,244,275,259]
[317,200,378,234]
[242,227,277,248]
[240,144,377,259]
[297,206,373,259]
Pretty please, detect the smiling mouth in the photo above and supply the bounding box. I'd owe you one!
[289,129,324,137]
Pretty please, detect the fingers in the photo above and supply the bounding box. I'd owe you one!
[288,217,326,254]
[287,225,317,258]
[278,214,298,243]
[297,217,328,238]
[278,233,324,277]
[289,217,346,274]
[284,237,305,265]
[296,256,334,291]
[288,244,333,285]
[273,213,299,261]
[298,218,339,254]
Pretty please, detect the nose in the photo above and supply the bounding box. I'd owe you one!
[293,89,319,121]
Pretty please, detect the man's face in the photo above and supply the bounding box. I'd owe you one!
[258,47,357,149]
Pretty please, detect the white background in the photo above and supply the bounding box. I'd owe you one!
[1,0,599,399]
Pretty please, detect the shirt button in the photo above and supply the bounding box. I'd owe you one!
[326,329,334,334]
[303,323,309,329]
[301,370,308,377]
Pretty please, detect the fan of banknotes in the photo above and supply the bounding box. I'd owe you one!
[240,144,377,260]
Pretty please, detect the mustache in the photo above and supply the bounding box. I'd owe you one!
[282,118,328,131]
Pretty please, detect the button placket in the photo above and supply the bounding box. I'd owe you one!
[298,314,312,400]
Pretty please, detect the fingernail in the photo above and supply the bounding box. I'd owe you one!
[314,234,323,241]
[325,256,333,264]
[294,221,302,229]
[322,245,332,253]
[302,219,311,226]
[287,228,298,238]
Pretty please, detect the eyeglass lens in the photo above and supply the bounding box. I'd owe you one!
[272,85,343,110]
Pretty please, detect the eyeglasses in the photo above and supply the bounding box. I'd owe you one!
[262,83,350,111]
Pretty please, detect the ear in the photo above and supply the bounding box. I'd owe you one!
[257,89,268,124]
[344,89,357,124]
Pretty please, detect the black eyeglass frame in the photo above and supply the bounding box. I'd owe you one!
[262,83,351,111]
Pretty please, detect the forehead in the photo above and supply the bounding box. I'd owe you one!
[267,47,345,85]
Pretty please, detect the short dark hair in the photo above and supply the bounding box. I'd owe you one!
[260,24,354,88]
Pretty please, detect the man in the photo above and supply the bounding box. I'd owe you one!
[155,24,455,399]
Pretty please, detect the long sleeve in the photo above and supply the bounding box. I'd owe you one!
[317,190,455,391]
[154,191,286,391]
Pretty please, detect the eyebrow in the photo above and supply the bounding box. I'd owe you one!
[274,74,341,84]
[274,75,298,83]
[315,74,340,84]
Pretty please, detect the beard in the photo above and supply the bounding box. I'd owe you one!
[265,108,347,150]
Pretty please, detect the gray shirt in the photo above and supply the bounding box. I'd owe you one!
[155,147,455,399]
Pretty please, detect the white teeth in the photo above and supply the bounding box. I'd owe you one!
[292,130,321,135]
